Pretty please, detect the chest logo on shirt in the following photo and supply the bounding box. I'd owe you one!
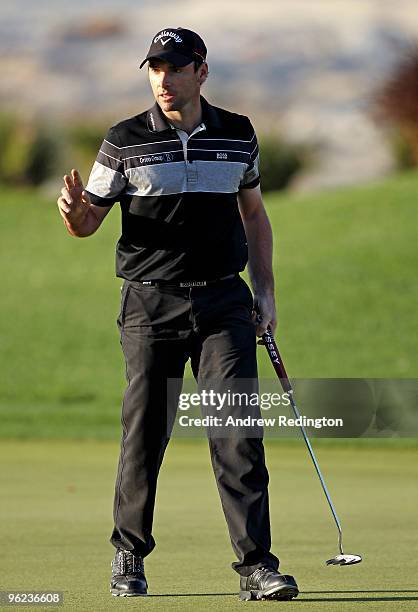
[138,152,176,165]
[217,152,228,160]
[140,155,164,164]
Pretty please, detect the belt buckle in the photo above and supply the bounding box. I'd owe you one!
[179,280,207,288]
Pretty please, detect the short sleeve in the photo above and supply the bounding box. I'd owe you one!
[85,126,128,207]
[239,122,260,190]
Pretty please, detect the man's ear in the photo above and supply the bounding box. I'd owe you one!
[199,62,209,85]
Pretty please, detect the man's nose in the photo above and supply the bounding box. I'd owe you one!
[159,70,172,88]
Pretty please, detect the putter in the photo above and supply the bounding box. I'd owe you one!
[260,324,362,566]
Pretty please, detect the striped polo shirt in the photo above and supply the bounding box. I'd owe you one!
[85,96,260,281]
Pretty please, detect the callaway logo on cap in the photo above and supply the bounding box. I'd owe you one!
[140,27,207,69]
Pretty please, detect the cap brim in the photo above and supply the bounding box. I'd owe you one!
[139,51,194,69]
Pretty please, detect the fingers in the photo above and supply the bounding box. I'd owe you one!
[256,316,276,337]
[81,190,91,205]
[63,173,73,192]
[61,186,73,205]
[63,169,83,193]
[269,316,277,337]
[72,168,84,189]
[57,196,71,214]
[252,298,277,340]
[57,191,90,213]
[57,183,90,219]
[60,169,89,209]
[253,306,268,337]
[256,318,268,338]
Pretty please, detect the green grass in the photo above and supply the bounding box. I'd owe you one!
[1,177,417,612]
[269,174,418,379]
[0,440,417,611]
[0,172,417,438]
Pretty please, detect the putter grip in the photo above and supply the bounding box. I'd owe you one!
[262,327,293,393]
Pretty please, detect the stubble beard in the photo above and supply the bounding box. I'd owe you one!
[158,94,186,113]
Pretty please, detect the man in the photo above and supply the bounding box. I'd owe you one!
[57,27,299,601]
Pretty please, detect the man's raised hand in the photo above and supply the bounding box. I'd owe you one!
[57,169,91,223]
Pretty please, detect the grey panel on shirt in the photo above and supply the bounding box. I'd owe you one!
[125,159,248,196]
[86,161,127,200]
[240,153,260,187]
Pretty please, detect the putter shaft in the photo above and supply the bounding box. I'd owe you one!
[288,391,343,555]
[261,326,344,556]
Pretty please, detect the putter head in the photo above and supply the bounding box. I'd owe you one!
[326,553,362,566]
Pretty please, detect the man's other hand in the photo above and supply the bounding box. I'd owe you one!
[252,293,277,344]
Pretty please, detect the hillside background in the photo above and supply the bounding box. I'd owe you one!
[2,0,418,190]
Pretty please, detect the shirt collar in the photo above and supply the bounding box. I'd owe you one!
[146,95,222,132]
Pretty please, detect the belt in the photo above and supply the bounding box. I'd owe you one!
[137,273,237,288]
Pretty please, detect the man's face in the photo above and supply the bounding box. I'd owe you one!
[148,58,207,112]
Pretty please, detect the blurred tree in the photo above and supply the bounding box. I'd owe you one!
[65,122,107,181]
[26,126,58,186]
[0,116,58,186]
[374,47,418,169]
[258,136,309,192]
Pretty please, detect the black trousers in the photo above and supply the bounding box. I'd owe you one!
[109,275,279,576]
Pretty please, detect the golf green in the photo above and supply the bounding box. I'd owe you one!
[1,171,418,442]
[1,440,417,611]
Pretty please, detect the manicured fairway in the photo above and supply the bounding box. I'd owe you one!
[1,440,417,611]
[1,174,417,612]
[1,172,418,439]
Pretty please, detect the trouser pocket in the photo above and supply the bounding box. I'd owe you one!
[118,281,192,336]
